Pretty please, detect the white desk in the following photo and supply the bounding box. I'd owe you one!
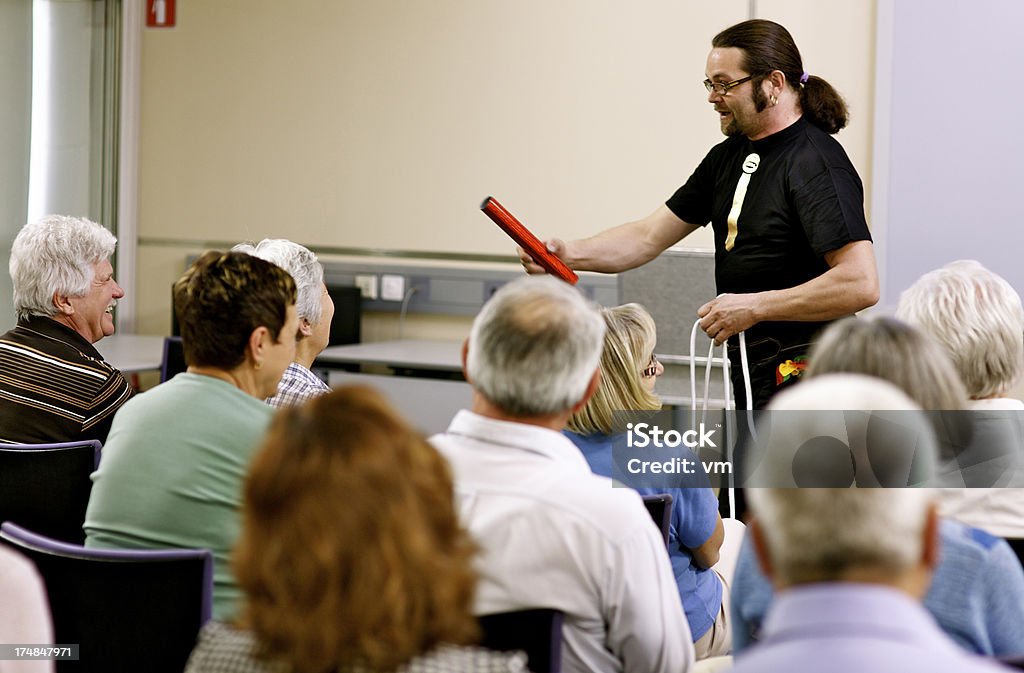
[316,339,462,374]
[315,339,466,435]
[95,334,166,374]
[327,371,471,435]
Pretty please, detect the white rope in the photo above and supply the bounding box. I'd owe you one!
[738,330,758,440]
[723,337,736,520]
[701,337,715,426]
[688,319,756,520]
[739,331,753,415]
[688,319,701,415]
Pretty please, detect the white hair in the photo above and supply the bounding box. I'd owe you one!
[232,239,324,325]
[748,488,931,585]
[746,373,939,487]
[896,260,1024,399]
[807,315,967,410]
[747,374,935,585]
[10,215,117,322]
[467,275,605,417]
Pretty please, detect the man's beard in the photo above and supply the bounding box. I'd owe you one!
[721,114,742,137]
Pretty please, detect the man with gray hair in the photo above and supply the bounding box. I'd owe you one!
[233,239,334,407]
[737,489,1009,673]
[731,374,1024,659]
[430,276,694,673]
[0,215,134,444]
[730,377,1010,673]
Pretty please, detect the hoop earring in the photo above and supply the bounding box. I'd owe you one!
[770,94,778,107]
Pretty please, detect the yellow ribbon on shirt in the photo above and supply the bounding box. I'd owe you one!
[725,153,760,251]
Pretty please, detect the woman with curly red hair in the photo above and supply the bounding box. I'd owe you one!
[186,385,525,673]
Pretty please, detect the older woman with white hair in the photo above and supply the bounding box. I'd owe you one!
[896,260,1024,539]
[233,239,335,407]
[896,260,1024,406]
[0,215,134,444]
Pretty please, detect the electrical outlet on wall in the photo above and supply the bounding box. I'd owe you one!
[380,274,406,302]
[354,275,378,300]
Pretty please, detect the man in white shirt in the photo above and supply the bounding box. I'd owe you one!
[430,276,694,673]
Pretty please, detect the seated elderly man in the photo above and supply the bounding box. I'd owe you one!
[430,276,694,673]
[730,375,1011,673]
[233,239,334,407]
[732,373,1024,657]
[0,215,134,444]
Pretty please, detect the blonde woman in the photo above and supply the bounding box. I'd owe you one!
[565,303,728,659]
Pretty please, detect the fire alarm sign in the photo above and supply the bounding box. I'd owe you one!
[146,0,176,28]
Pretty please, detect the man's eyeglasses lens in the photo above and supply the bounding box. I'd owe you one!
[703,75,753,95]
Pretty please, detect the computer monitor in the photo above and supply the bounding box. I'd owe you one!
[326,284,362,346]
[171,284,180,337]
[160,336,187,383]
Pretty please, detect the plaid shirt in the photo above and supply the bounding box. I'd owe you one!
[266,362,329,408]
[185,621,527,673]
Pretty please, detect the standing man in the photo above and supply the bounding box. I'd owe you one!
[431,276,694,673]
[521,20,878,409]
[0,215,134,444]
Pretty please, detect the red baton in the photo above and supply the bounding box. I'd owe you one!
[480,196,579,285]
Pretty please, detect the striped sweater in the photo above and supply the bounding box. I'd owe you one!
[0,317,134,444]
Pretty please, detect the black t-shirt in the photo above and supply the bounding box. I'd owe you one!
[666,117,871,302]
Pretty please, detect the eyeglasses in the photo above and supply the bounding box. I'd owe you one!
[703,75,754,96]
[642,353,659,378]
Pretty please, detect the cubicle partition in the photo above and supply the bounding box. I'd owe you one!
[618,249,729,409]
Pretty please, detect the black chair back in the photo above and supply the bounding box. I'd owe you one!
[641,493,674,547]
[1005,538,1024,570]
[479,608,563,673]
[0,522,213,673]
[160,336,187,383]
[0,440,100,543]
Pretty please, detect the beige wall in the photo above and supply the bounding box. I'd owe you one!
[757,0,875,214]
[135,1,877,343]
[0,1,32,333]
